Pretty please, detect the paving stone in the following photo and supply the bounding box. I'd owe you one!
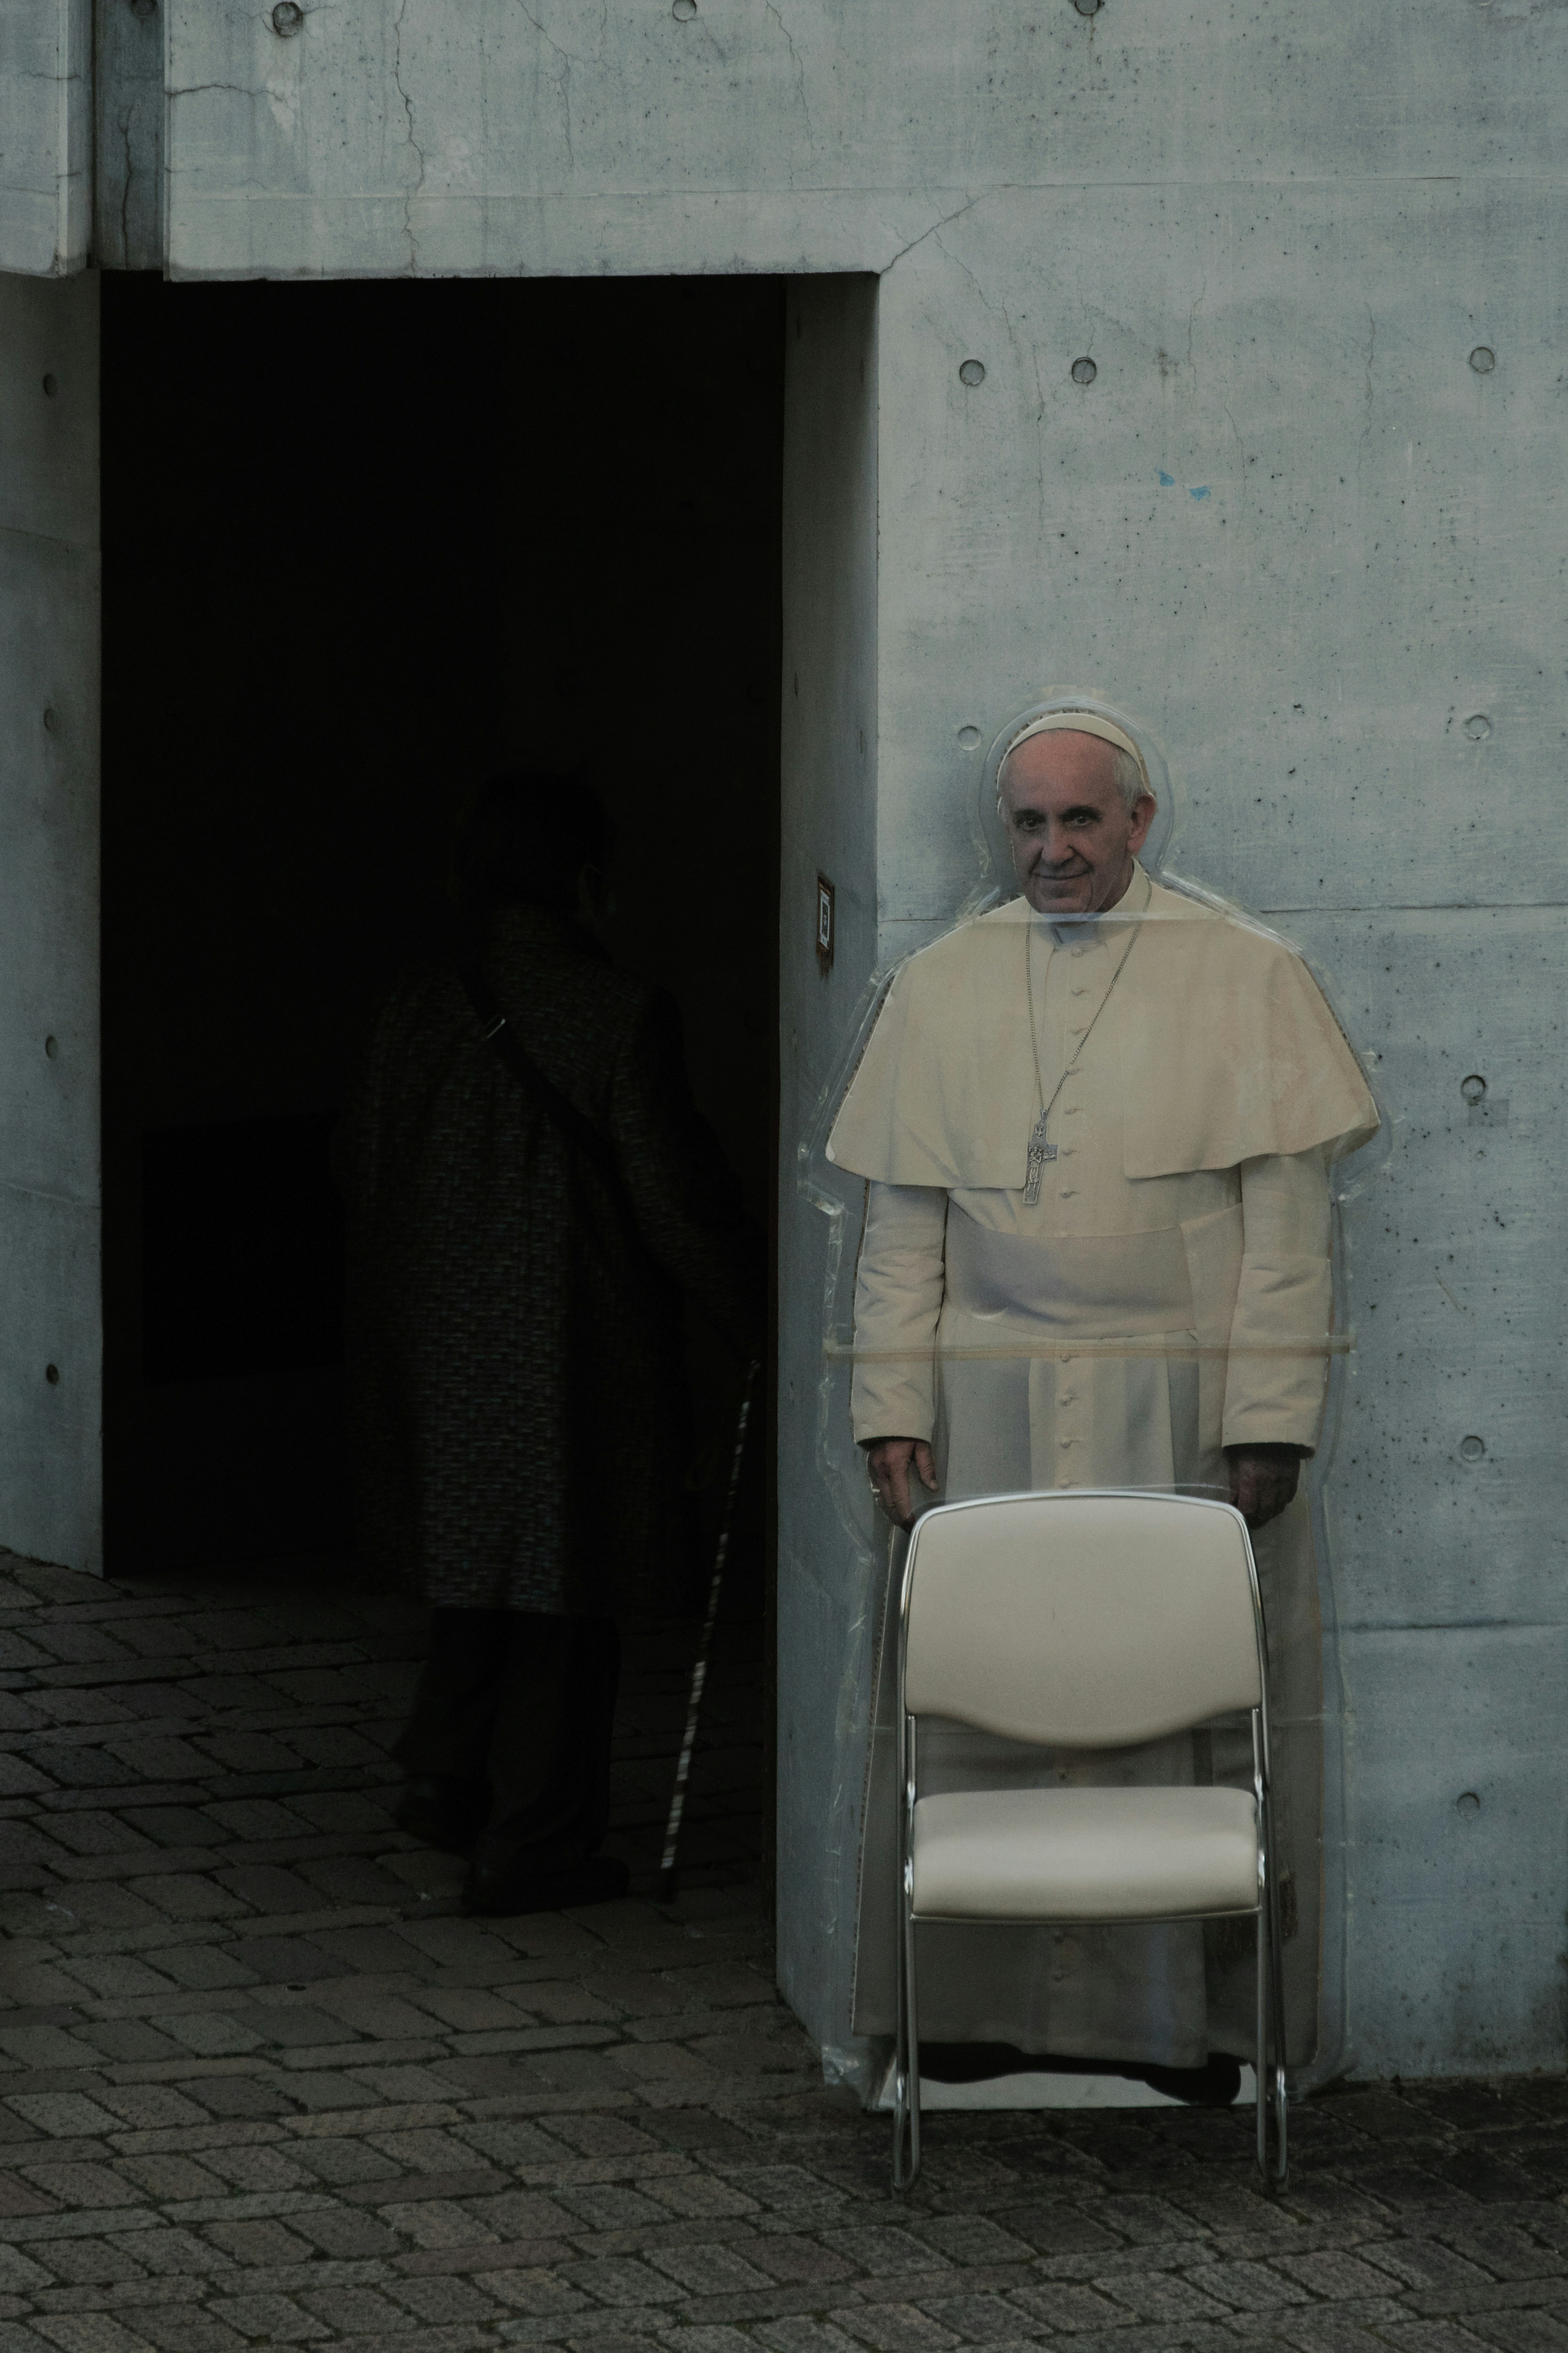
[117,2159,229,2202]
[105,2229,240,2283]
[835,2303,958,2349]
[659,2330,757,2353]
[1376,2326,1498,2353]
[997,2201,1122,2257]
[1007,2280,1131,2331]
[1277,2315,1417,2353]
[1464,2313,1568,2352]
[557,2257,683,2306]
[127,2313,251,2353]
[1096,2267,1237,2324]
[911,2214,1034,2268]
[22,2162,143,2208]
[34,2236,152,2285]
[151,1949,262,1994]
[0,2245,56,2292]
[387,2274,505,2324]
[204,2218,318,2266]
[206,2293,330,2340]
[29,2319,162,2353]
[7,2092,123,2138]
[477,2267,588,2315]
[1194,2256,1312,2311]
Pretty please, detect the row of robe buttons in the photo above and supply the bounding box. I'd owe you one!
[1061,1111,1082,1176]
[1058,1076,1079,1194]
[1058,1346,1084,1485]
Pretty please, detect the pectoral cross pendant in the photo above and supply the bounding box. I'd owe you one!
[1024,1108,1056,1207]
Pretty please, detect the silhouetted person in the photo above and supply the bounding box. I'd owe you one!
[345,773,760,1915]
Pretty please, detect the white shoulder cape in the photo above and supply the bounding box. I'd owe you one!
[826,874,1379,1188]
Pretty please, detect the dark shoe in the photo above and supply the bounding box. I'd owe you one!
[1141,2055,1244,2107]
[461,1853,630,1918]
[395,1774,489,1857]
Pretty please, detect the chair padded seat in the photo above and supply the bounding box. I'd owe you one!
[910,1785,1260,1922]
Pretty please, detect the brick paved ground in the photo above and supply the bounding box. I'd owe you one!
[2,1551,1567,2353]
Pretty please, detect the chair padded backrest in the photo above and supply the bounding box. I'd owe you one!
[902,1492,1262,1749]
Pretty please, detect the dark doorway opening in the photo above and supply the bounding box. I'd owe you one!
[101,275,782,1894]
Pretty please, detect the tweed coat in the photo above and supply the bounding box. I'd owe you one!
[345,904,758,1616]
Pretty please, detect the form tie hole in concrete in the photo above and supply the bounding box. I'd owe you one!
[1073,0,1103,14]
[128,0,156,18]
[1457,1791,1481,1817]
[42,373,58,397]
[44,1037,58,1060]
[1463,712,1492,740]
[43,707,60,734]
[959,359,986,387]
[1469,346,1495,375]
[957,725,981,750]
[1459,1434,1486,1463]
[45,1365,60,1387]
[1071,356,1098,386]
[272,2,305,32]
[672,0,698,18]
[1461,1074,1487,1107]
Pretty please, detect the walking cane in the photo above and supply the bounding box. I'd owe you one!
[656,1356,762,1902]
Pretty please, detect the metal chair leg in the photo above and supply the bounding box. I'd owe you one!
[892,1917,909,2187]
[1254,1900,1267,2181]
[892,1863,921,2190]
[892,2061,911,2191]
[1258,1794,1290,2194]
[1267,1894,1290,2192]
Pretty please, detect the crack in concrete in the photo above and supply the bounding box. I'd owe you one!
[764,0,815,146]
[1025,339,1049,539]
[392,0,427,270]
[1185,275,1207,380]
[880,193,981,274]
[931,228,1007,330]
[119,108,135,270]
[513,0,588,167]
[1224,402,1247,525]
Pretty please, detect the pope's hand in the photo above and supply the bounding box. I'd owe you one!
[864,1436,938,1530]
[1226,1445,1303,1531]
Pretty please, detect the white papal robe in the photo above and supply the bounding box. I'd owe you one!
[827,864,1378,2070]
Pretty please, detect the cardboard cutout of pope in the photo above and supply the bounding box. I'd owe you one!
[826,700,1379,2092]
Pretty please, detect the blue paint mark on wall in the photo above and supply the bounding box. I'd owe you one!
[1189,485,1210,500]
[1158,470,1175,486]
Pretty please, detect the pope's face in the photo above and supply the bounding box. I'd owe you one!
[999,730,1156,917]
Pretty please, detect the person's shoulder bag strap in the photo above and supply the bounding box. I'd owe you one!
[455,955,644,1234]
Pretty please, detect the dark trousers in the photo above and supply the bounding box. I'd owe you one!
[393,1609,620,1870]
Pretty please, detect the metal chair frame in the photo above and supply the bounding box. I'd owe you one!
[891,1488,1289,2195]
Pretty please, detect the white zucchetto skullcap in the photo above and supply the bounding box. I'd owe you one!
[999,708,1151,793]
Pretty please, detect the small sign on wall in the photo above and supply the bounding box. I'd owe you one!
[816,874,835,974]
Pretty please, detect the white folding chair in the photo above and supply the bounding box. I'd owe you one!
[893,1488,1287,2193]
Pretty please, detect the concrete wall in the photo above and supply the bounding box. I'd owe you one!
[777,277,880,2073]
[0,272,101,1572]
[9,0,1566,2072]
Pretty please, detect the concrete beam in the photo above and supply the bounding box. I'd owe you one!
[0,0,90,275]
